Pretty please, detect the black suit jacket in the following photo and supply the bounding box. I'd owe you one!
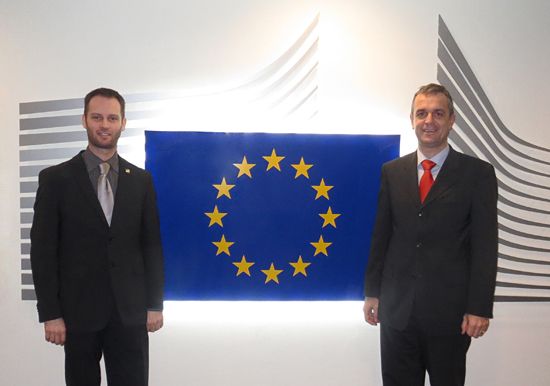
[364,147,498,334]
[31,152,164,331]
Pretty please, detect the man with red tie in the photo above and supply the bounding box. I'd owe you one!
[363,83,498,386]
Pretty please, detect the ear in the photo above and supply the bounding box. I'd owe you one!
[121,117,127,131]
[81,114,86,128]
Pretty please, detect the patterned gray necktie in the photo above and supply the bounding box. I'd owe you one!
[98,162,114,225]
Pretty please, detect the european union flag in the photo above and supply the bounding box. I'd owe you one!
[145,132,399,300]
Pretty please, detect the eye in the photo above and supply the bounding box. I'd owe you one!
[415,111,427,119]
[108,116,120,122]
[90,114,102,121]
[434,111,445,119]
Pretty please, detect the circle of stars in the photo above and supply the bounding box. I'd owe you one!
[204,148,341,284]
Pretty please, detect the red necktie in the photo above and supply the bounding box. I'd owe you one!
[419,159,436,204]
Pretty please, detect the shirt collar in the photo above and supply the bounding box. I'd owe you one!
[82,148,119,174]
[417,145,450,167]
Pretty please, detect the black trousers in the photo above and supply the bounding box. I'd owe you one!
[380,317,471,386]
[64,313,149,386]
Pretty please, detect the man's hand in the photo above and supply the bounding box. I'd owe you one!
[363,297,380,326]
[461,313,490,338]
[147,310,164,332]
[44,318,66,346]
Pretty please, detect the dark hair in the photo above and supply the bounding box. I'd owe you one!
[410,83,454,116]
[84,87,126,118]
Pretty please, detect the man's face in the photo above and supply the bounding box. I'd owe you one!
[82,96,126,151]
[411,92,455,154]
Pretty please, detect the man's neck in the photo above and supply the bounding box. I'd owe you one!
[88,145,117,161]
[418,142,448,159]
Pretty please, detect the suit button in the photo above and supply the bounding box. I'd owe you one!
[418,212,423,217]
[416,242,422,248]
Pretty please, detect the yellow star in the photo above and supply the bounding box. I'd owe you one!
[263,148,285,171]
[289,256,311,277]
[311,235,332,256]
[232,255,255,277]
[311,178,334,200]
[319,207,341,228]
[212,235,235,256]
[261,263,283,284]
[204,205,228,227]
[213,177,235,199]
[233,156,256,178]
[291,157,313,179]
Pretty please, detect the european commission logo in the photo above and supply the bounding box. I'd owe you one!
[145,131,399,300]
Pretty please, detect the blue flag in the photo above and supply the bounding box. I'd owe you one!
[145,131,399,300]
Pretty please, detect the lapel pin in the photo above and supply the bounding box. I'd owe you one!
[125,168,131,174]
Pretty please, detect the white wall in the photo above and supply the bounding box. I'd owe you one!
[1,0,549,385]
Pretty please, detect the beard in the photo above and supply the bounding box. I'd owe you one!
[87,129,122,149]
[84,118,123,150]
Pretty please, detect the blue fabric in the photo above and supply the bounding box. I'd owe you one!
[145,131,399,300]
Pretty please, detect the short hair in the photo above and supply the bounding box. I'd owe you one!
[84,87,126,119]
[410,83,454,117]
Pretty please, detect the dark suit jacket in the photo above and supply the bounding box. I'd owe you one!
[364,147,498,334]
[30,151,164,331]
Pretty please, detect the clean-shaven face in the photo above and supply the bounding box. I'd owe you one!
[411,92,455,155]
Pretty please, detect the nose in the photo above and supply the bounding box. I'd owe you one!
[100,118,111,128]
[424,112,433,123]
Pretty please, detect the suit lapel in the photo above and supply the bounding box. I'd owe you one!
[68,153,109,226]
[111,157,133,228]
[421,147,460,207]
[400,152,422,209]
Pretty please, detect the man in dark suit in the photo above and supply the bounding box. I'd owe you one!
[363,83,498,386]
[31,87,164,386]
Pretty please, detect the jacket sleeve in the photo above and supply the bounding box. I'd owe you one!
[141,173,165,311]
[364,164,393,298]
[30,169,63,322]
[466,162,498,318]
